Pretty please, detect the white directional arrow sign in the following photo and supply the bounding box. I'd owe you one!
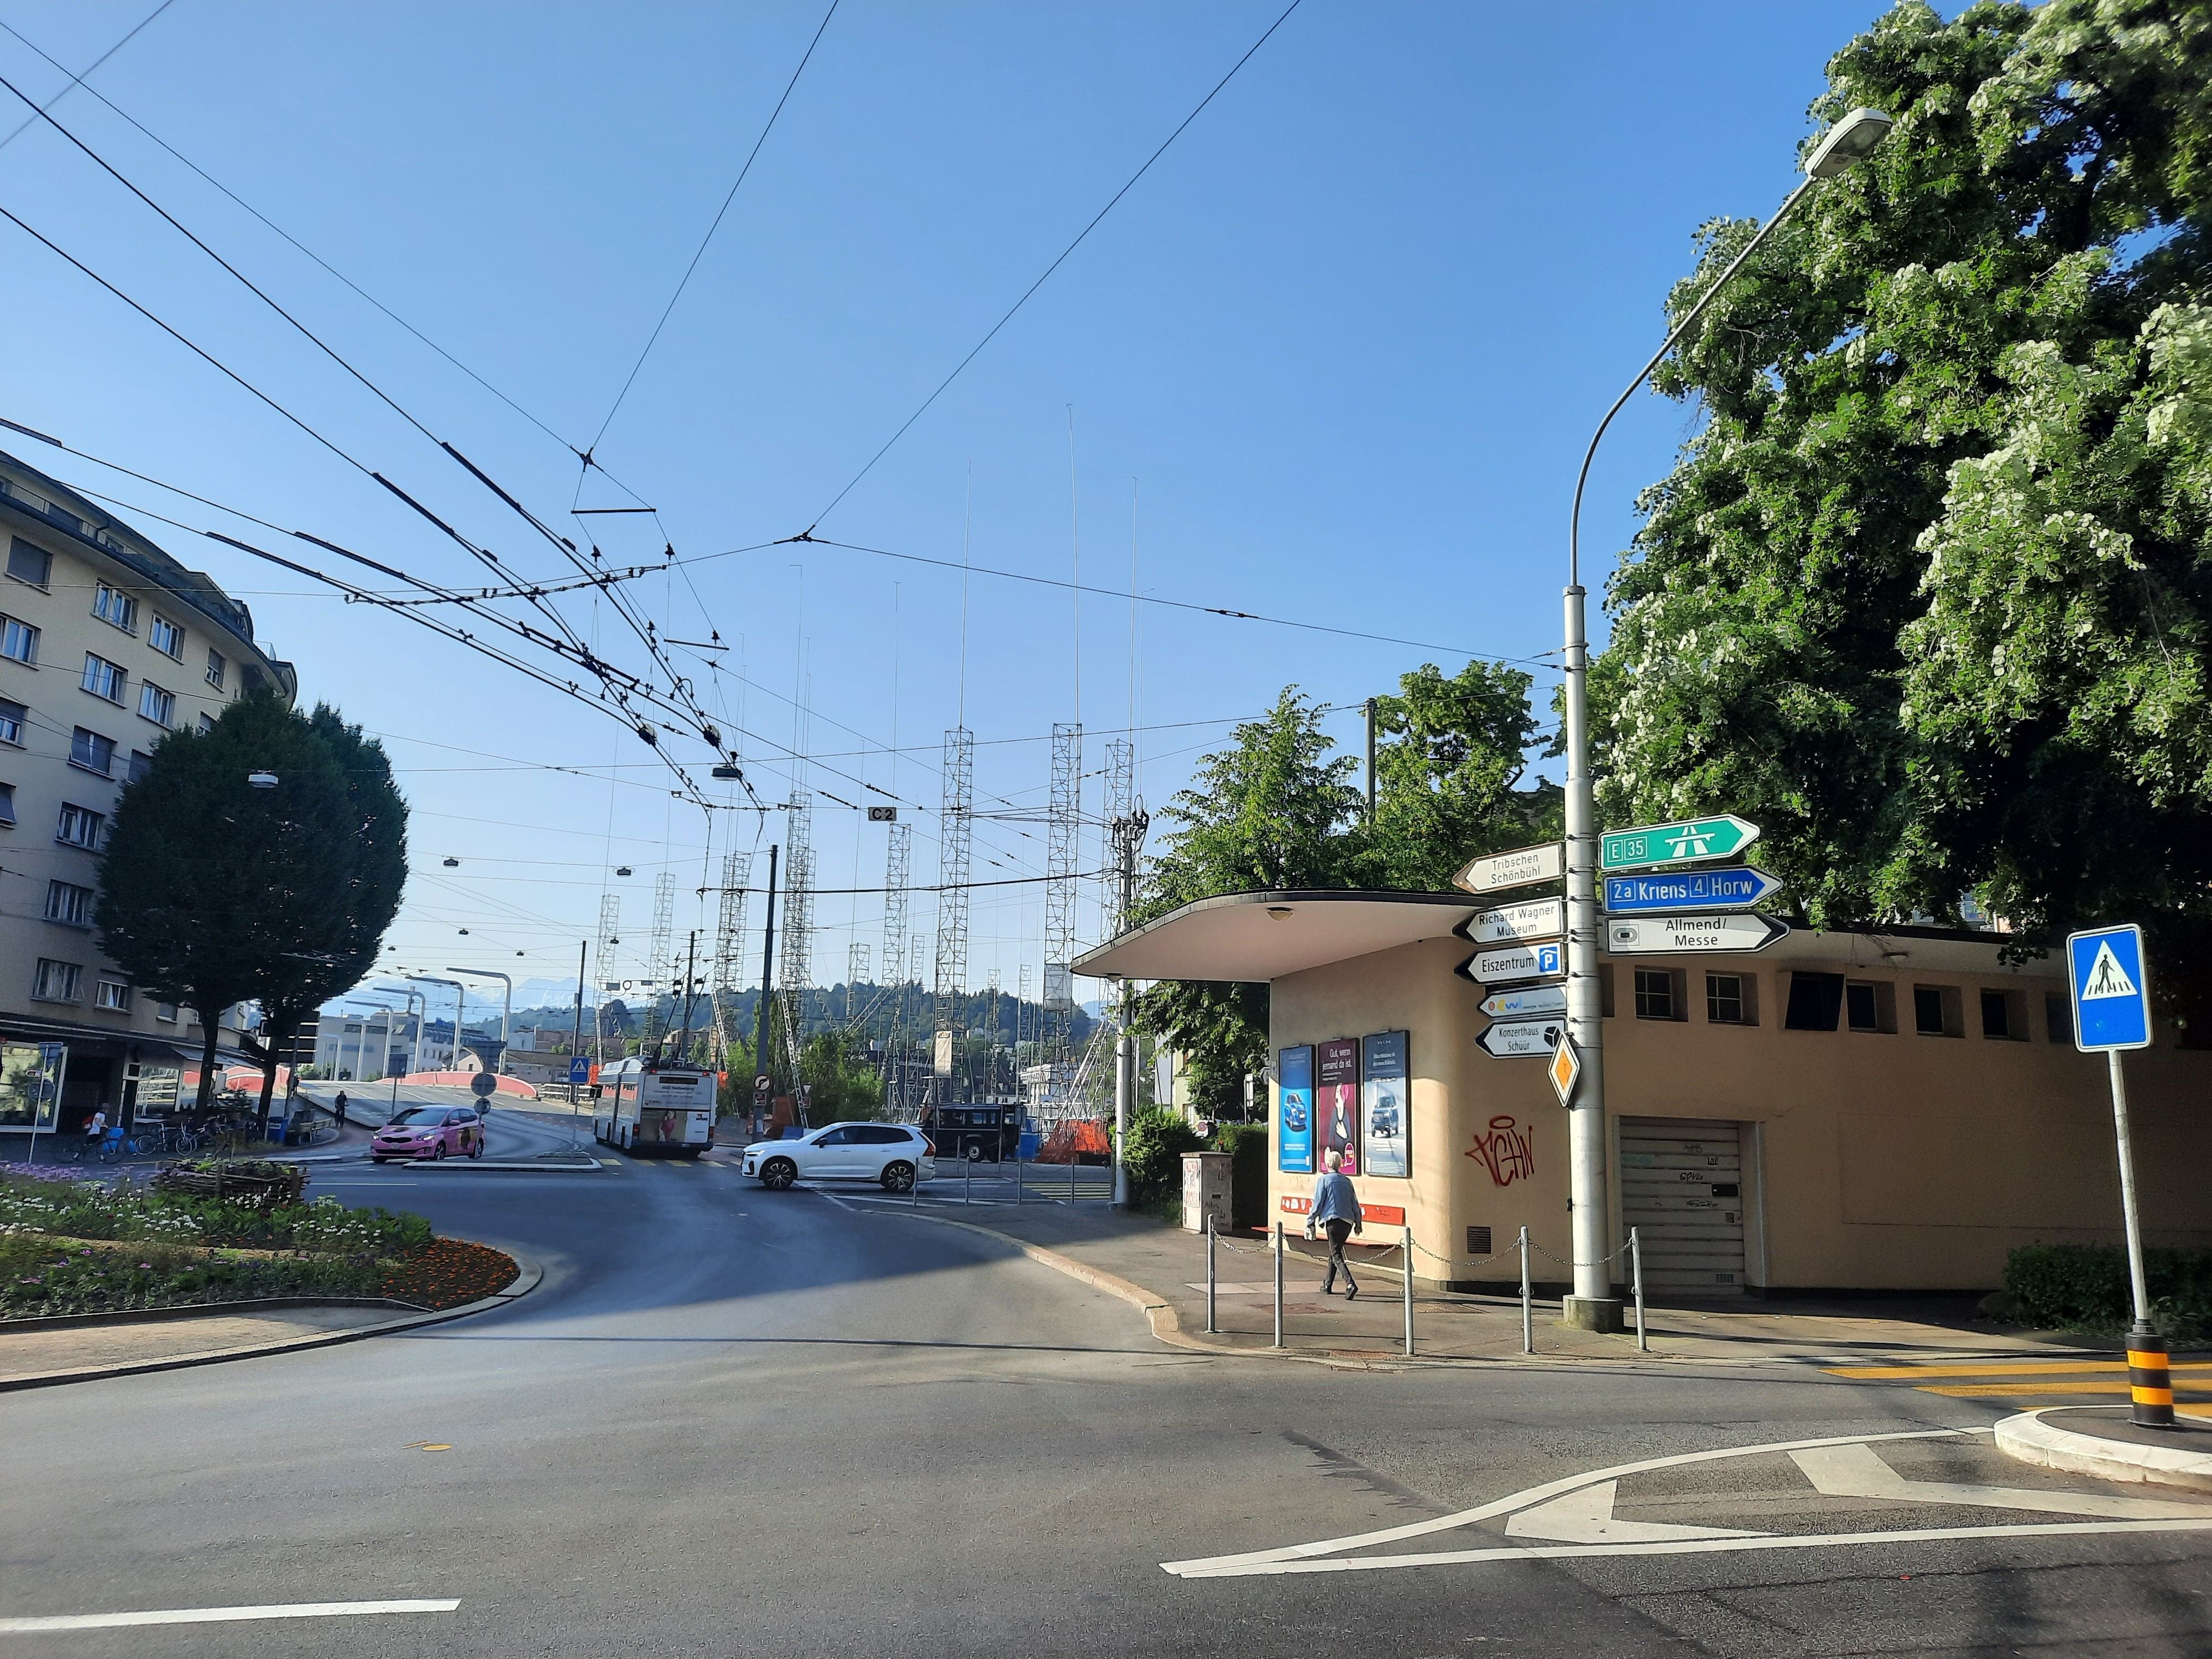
[1476,1018,1563,1060]
[1453,841,1564,896]
[1465,898,1565,945]
[1458,941,1563,985]
[1603,912,1788,955]
[1480,984,1568,1020]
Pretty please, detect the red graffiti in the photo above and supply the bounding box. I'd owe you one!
[1467,1115,1534,1187]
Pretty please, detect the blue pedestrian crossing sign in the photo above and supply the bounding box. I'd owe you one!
[2066,924,2152,1052]
[568,1055,591,1085]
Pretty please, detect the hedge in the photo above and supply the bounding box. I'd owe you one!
[2004,1244,2212,1337]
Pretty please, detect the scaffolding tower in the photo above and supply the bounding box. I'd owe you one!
[593,893,620,1065]
[932,728,973,1036]
[778,792,814,1035]
[1103,737,1136,938]
[847,942,871,1021]
[712,851,750,1066]
[1045,722,1082,1014]
[883,818,910,994]
[640,873,676,1050]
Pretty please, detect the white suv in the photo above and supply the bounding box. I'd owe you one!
[742,1123,937,1192]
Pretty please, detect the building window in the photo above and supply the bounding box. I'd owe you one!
[205,648,225,690]
[32,959,81,1002]
[70,727,115,776]
[1913,984,1964,1037]
[56,801,105,848]
[0,781,14,826]
[82,653,126,703]
[1634,967,1684,1020]
[1705,972,1758,1025]
[2046,992,2073,1045]
[1845,980,1896,1033]
[44,879,95,926]
[95,979,131,1013]
[92,583,138,634]
[149,614,184,658]
[1784,971,1845,1030]
[6,537,51,588]
[197,713,215,735]
[128,748,153,783]
[138,681,175,728]
[1980,988,2027,1041]
[0,697,22,745]
[0,614,36,665]
[155,1000,179,1023]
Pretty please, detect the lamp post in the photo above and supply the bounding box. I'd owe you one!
[1558,107,1891,1330]
[408,975,468,1072]
[448,969,514,1074]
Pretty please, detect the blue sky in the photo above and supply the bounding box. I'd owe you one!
[0,0,1888,1021]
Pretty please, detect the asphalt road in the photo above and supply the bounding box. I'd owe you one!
[6,1155,2209,1656]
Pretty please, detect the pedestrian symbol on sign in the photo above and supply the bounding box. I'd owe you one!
[2080,942,2139,1001]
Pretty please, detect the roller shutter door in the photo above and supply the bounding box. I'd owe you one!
[1619,1118,1746,1296]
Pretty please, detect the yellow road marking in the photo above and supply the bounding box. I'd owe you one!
[1825,1361,2212,1380]
[401,1442,452,1452]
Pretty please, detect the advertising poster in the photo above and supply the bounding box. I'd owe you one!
[1317,1037,1360,1177]
[1276,1045,1314,1173]
[1360,1030,1409,1177]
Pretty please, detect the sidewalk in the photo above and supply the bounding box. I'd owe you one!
[894,1199,2130,1368]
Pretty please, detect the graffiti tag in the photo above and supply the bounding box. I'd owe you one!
[1467,1114,1534,1187]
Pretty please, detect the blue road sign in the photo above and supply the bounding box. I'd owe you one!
[568,1055,591,1085]
[1603,867,1783,915]
[2067,924,2152,1052]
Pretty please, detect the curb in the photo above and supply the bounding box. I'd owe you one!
[0,1253,544,1392]
[1994,1407,2212,1494]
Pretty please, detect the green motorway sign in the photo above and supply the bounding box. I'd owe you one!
[1600,814,1760,873]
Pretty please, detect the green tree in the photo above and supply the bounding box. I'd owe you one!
[237,706,409,1123]
[1598,1,2212,977]
[799,1028,885,1121]
[95,696,359,1114]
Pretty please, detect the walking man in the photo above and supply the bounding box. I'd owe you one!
[333,1089,349,1126]
[1311,1149,1364,1300]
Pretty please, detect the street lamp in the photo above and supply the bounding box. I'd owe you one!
[448,968,513,1076]
[1557,107,1891,1331]
[246,771,279,790]
[407,975,468,1073]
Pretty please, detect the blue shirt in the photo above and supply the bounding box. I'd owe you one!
[1309,1171,1363,1228]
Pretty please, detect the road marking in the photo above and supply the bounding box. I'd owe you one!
[1160,1427,1977,1577]
[0,1600,461,1632]
[1503,1481,1760,1544]
[1829,1360,2212,1380]
[1169,1519,2212,1578]
[1788,1441,2206,1519]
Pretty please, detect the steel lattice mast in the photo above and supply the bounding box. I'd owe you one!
[932,728,973,1040]
[712,851,750,1066]
[1045,722,1082,1019]
[640,873,675,1051]
[593,893,620,1067]
[846,942,870,1021]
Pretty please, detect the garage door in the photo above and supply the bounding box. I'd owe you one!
[1618,1118,1746,1296]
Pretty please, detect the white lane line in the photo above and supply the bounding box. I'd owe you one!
[0,1599,460,1632]
[1503,1480,1762,1544]
[1169,1518,2212,1577]
[1160,1426,1983,1576]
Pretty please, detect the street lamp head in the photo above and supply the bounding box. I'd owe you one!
[246,771,279,790]
[1804,107,1892,178]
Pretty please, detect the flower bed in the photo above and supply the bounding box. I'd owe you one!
[380,1238,518,1310]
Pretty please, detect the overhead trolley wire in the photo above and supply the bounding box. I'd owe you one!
[586,0,839,458]
[0,1,173,152]
[803,0,1303,532]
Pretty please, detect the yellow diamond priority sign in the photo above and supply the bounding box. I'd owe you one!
[1547,1035,1580,1106]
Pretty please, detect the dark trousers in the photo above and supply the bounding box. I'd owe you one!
[1321,1219,1357,1291]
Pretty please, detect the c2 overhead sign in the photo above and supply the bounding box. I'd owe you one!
[2067,924,2152,1052]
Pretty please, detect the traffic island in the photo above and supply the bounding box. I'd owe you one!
[1995,1407,2212,1495]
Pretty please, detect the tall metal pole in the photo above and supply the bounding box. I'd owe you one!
[1364,697,1377,822]
[754,844,780,1133]
[675,931,699,1065]
[2109,1051,2153,1330]
[1561,174,1819,1332]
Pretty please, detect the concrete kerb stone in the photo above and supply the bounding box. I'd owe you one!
[1995,1407,2212,1495]
[0,1253,544,1392]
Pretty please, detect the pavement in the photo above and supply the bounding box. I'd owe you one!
[5,1151,2210,1655]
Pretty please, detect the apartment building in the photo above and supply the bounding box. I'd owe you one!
[0,447,297,1136]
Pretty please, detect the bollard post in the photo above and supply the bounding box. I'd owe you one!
[964,1151,973,1206]
[1402,1223,1415,1358]
[1071,1150,1078,1201]
[912,1150,922,1209]
[1631,1225,1647,1353]
[1272,1221,1285,1349]
[1519,1224,1532,1355]
[1015,1154,1022,1206]
[1206,1214,1218,1334]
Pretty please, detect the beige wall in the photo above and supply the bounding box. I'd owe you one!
[1269,935,2212,1293]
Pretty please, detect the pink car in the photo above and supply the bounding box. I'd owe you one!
[371,1106,483,1163]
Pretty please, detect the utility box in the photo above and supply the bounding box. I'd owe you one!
[1182,1150,1233,1234]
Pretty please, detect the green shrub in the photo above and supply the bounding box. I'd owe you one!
[2003,1244,2212,1338]
[1120,1107,1205,1202]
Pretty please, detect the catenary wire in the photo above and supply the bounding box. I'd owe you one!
[0,1,172,152]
